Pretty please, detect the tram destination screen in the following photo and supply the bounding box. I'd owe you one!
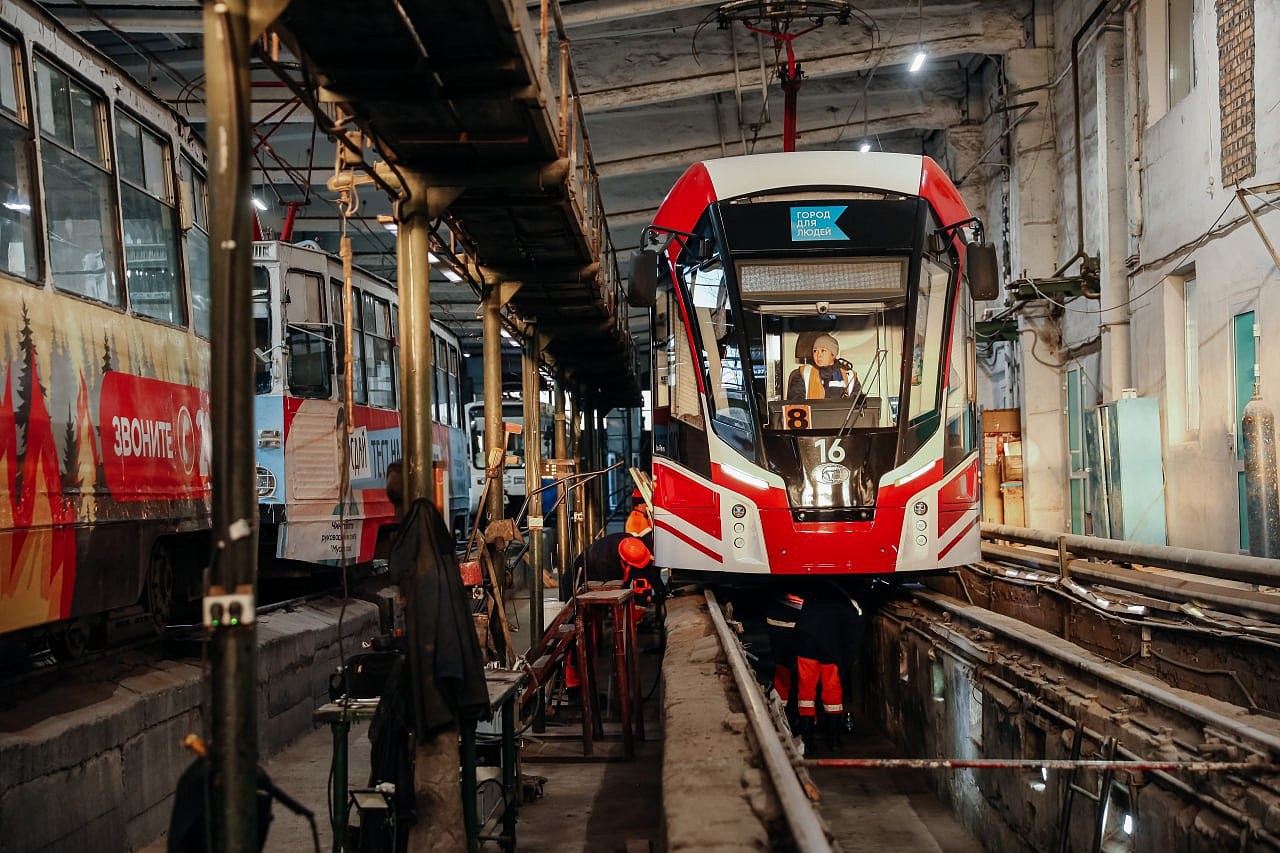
[718,197,923,254]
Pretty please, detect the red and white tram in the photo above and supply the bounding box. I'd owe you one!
[631,151,998,577]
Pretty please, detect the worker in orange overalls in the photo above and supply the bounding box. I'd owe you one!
[793,587,864,752]
[564,533,666,703]
[625,488,652,537]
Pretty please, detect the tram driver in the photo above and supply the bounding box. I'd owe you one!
[787,334,861,401]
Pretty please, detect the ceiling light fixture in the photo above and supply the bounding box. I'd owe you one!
[859,141,871,152]
[251,196,267,211]
[909,0,926,73]
[442,269,463,283]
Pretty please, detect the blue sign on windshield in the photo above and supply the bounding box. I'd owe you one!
[790,206,849,241]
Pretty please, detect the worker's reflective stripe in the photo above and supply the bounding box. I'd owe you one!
[766,617,797,628]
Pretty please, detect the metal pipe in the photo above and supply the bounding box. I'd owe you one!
[981,523,1280,586]
[705,590,832,853]
[582,407,598,536]
[203,0,258,847]
[807,757,1279,772]
[980,542,1280,619]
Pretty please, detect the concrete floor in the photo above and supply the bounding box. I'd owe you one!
[139,582,665,853]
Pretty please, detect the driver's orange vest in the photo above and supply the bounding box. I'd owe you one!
[799,364,852,398]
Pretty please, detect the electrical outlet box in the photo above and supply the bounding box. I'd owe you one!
[203,593,256,628]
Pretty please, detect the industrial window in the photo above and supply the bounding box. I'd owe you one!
[116,110,182,325]
[1181,273,1199,433]
[181,159,210,336]
[362,291,395,409]
[0,36,39,283]
[1167,0,1193,106]
[35,56,120,305]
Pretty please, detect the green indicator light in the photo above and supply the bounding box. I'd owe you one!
[229,618,239,626]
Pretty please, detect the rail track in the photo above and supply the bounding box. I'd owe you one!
[702,530,1280,851]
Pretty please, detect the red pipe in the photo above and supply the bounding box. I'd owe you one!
[808,757,1278,772]
[280,201,303,243]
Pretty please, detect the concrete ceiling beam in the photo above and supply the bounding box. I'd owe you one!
[577,9,1024,113]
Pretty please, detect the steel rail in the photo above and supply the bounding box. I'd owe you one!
[983,523,1280,586]
[914,590,1280,756]
[981,541,1280,620]
[704,589,832,853]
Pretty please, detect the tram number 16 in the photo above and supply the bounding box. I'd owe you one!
[813,438,845,463]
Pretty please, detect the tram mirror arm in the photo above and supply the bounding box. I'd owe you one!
[935,217,1000,302]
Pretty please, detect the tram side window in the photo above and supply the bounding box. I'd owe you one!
[181,160,211,336]
[448,342,462,427]
[331,279,367,404]
[35,58,120,305]
[943,291,976,472]
[433,333,447,425]
[363,292,395,409]
[687,260,753,439]
[0,38,39,283]
[907,257,950,420]
[285,270,331,399]
[116,111,182,325]
[252,265,274,393]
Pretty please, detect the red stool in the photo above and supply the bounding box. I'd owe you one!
[574,585,644,757]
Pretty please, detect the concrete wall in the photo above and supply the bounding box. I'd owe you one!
[981,0,1280,551]
[0,599,378,852]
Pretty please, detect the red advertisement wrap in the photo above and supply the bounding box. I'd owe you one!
[99,372,211,500]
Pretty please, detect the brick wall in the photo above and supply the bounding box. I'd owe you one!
[1217,0,1255,186]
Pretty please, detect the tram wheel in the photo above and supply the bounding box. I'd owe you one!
[145,543,175,635]
[50,620,90,661]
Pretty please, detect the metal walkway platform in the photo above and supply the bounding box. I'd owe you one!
[278,0,640,409]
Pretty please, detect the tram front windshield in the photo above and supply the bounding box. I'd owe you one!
[684,254,951,433]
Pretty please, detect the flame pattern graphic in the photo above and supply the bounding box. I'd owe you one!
[0,356,77,634]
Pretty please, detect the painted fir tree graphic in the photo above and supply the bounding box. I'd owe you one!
[13,302,45,497]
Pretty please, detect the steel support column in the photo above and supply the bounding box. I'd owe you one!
[522,326,545,646]
[203,0,259,847]
[483,289,505,523]
[396,173,434,506]
[582,407,598,537]
[554,379,571,594]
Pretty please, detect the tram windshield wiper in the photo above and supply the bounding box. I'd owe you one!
[837,349,886,436]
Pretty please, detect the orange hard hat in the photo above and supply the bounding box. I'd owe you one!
[618,535,652,569]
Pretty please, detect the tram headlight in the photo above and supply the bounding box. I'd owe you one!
[732,504,747,519]
[256,466,277,498]
[915,534,928,546]
[912,500,928,516]
[915,519,927,531]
